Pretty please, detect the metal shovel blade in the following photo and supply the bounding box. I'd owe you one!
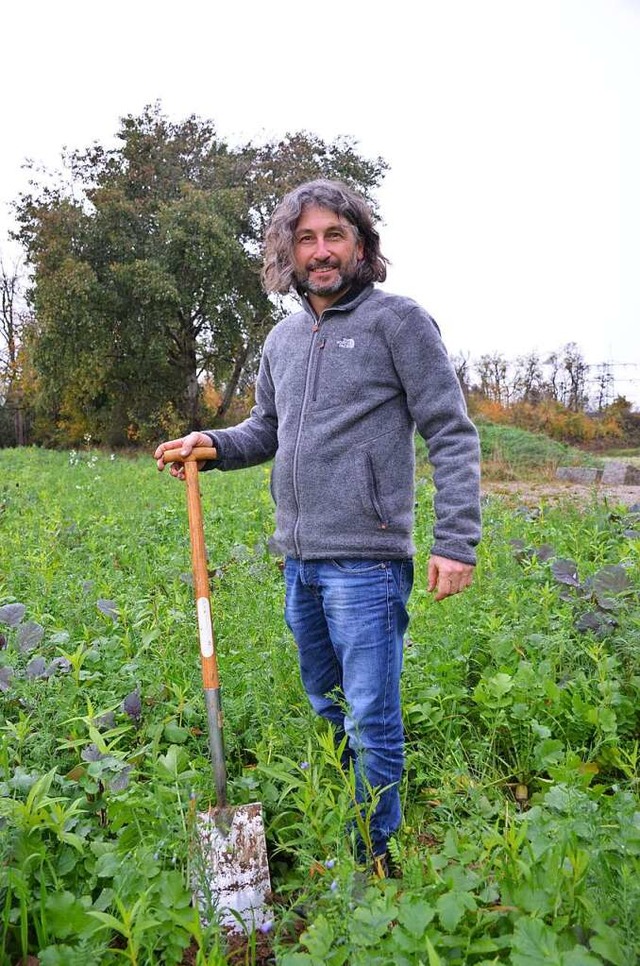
[193,803,271,934]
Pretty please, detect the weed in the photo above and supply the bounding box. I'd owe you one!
[0,446,638,963]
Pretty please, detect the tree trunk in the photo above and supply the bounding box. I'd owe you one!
[14,407,25,446]
[217,342,251,417]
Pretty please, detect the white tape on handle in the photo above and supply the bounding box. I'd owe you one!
[196,597,214,657]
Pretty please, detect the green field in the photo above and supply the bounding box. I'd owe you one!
[1,446,639,964]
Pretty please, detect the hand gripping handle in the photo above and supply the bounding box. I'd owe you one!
[161,446,217,464]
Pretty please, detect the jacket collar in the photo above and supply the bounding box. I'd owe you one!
[297,283,374,321]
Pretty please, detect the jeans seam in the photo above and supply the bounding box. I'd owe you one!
[381,566,393,799]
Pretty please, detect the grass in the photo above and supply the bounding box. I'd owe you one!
[475,424,602,481]
[1,441,639,964]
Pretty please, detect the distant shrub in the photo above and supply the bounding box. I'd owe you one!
[476,424,600,480]
[469,397,623,445]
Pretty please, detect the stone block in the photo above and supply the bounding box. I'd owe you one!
[601,461,628,484]
[555,466,602,484]
[600,462,640,486]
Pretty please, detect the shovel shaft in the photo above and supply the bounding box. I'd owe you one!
[165,451,227,806]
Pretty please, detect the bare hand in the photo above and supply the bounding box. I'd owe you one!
[153,431,215,480]
[428,555,474,602]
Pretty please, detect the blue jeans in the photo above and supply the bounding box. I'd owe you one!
[284,557,414,857]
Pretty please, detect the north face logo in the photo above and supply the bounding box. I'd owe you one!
[336,338,355,349]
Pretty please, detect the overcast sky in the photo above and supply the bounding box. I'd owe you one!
[3,0,639,404]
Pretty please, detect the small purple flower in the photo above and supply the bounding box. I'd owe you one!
[324,858,336,869]
[330,879,338,892]
[299,761,309,770]
[259,919,274,934]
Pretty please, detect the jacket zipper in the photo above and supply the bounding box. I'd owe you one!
[291,318,324,555]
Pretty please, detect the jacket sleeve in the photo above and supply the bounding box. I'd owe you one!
[202,349,278,471]
[390,306,481,565]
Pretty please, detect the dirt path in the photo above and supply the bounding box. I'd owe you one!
[482,479,640,508]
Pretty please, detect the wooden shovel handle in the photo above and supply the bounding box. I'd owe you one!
[159,443,227,803]
[167,452,219,691]
[162,446,217,464]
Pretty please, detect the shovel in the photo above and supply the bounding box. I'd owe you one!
[162,446,271,934]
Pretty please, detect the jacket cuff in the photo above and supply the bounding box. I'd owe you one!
[430,543,477,567]
[202,431,222,471]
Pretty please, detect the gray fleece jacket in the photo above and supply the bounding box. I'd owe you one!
[204,284,481,564]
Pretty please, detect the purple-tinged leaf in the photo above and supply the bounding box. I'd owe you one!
[534,544,556,562]
[0,603,26,627]
[82,580,95,594]
[558,586,578,603]
[25,656,47,679]
[108,766,132,792]
[0,633,6,650]
[551,559,580,587]
[81,744,105,762]
[97,599,119,621]
[511,542,535,565]
[94,710,116,730]
[121,689,142,722]
[595,596,619,612]
[575,611,617,634]
[45,657,72,677]
[593,565,631,597]
[575,611,604,632]
[623,529,640,539]
[0,666,14,691]
[18,621,44,652]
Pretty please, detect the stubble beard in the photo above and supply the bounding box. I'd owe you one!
[297,252,360,297]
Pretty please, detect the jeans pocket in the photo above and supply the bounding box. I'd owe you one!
[329,558,386,574]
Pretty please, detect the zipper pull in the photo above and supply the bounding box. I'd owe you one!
[312,323,320,332]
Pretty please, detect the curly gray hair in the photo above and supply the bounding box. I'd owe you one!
[261,179,388,294]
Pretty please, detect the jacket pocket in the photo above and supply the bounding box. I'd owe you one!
[311,338,326,401]
[364,452,390,529]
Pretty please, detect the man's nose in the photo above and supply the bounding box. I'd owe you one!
[312,236,331,260]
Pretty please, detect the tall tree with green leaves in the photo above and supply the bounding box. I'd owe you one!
[15,104,388,445]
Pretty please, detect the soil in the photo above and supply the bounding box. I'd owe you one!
[481,479,640,509]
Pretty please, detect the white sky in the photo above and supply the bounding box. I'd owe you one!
[2,0,639,404]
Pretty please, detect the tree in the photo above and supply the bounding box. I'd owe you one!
[512,351,545,404]
[561,342,589,412]
[592,362,614,412]
[0,254,31,445]
[451,351,472,398]
[15,104,388,445]
[476,352,509,404]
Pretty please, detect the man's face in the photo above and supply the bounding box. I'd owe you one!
[292,206,364,307]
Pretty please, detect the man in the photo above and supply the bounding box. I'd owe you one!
[155,179,481,873]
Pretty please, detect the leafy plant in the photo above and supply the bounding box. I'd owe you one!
[1,447,639,963]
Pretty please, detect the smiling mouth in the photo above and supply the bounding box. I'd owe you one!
[309,263,339,274]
